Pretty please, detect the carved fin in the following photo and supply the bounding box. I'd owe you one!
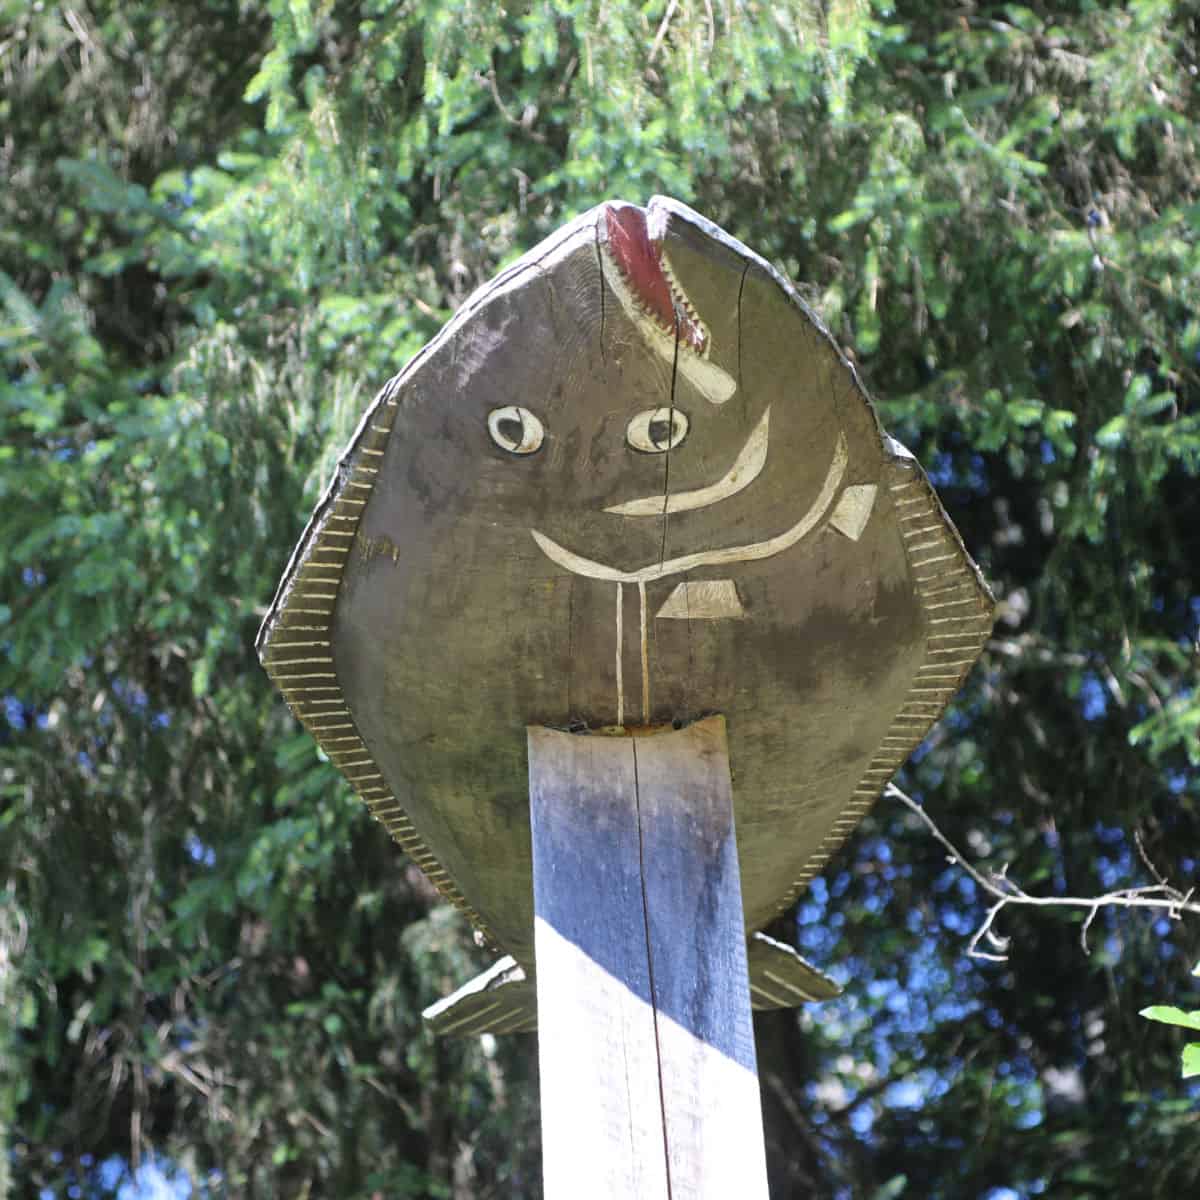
[423,935,840,1038]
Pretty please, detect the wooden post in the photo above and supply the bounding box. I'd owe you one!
[528,716,768,1200]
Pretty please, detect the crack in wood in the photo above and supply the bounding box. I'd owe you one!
[631,737,675,1199]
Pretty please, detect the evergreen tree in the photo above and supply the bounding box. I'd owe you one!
[3,2,1197,1195]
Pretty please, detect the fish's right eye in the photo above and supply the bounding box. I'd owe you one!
[626,407,689,454]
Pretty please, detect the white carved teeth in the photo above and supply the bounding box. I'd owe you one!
[659,252,710,354]
[598,226,737,405]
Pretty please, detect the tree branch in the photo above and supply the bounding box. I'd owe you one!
[887,783,1200,961]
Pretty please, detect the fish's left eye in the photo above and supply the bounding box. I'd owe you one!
[626,407,689,454]
[487,406,545,455]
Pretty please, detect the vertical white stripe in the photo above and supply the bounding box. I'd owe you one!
[615,582,624,727]
[638,580,649,722]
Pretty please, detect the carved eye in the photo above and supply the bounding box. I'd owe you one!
[626,407,689,454]
[487,405,545,455]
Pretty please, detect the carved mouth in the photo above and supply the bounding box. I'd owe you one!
[604,205,708,354]
[600,204,736,406]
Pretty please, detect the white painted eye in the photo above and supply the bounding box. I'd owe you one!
[626,407,689,454]
[487,405,545,455]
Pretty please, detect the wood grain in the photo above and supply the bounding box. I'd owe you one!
[529,718,767,1200]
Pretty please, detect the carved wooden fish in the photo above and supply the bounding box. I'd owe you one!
[258,197,994,1032]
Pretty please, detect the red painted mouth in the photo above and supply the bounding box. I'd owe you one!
[604,205,707,354]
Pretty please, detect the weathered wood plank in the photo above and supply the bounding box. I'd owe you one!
[529,717,767,1200]
[528,725,669,1199]
[629,716,768,1197]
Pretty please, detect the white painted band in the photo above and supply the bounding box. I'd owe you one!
[531,432,848,584]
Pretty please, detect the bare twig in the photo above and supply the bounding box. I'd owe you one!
[649,0,680,63]
[1135,828,1170,887]
[887,783,1200,961]
[477,68,546,143]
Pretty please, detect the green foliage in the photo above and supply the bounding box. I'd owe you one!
[4,0,1199,1196]
[1141,960,1200,1078]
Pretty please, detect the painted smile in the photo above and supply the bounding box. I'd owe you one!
[531,432,850,584]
